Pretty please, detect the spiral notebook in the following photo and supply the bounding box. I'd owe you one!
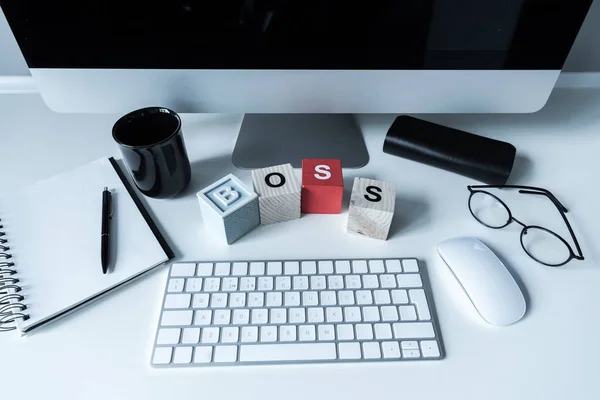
[0,157,174,335]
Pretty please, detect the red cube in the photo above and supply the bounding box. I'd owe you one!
[301,159,344,214]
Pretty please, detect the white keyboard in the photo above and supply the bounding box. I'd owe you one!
[151,258,444,367]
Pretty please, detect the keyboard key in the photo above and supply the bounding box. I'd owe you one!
[192,293,209,308]
[363,275,379,289]
[403,349,421,358]
[381,306,399,322]
[232,262,248,276]
[167,278,185,293]
[380,275,397,289]
[302,261,317,274]
[258,276,274,291]
[374,323,393,339]
[284,261,300,275]
[285,292,300,306]
[362,306,380,322]
[222,327,239,343]
[250,262,265,275]
[202,327,220,344]
[174,347,193,364]
[393,322,435,339]
[362,342,381,359]
[382,341,401,358]
[270,309,287,323]
[344,307,361,322]
[240,277,256,291]
[153,347,173,364]
[337,324,354,340]
[162,310,193,326]
[171,263,196,277]
[193,346,213,363]
[391,290,409,304]
[352,260,368,273]
[194,310,212,326]
[233,309,250,324]
[215,262,230,276]
[185,278,203,292]
[356,290,373,305]
[374,290,391,304]
[214,346,238,362]
[204,278,221,292]
[289,308,306,323]
[402,259,419,273]
[327,275,344,289]
[409,289,431,320]
[248,293,264,307]
[326,307,343,322]
[196,263,213,276]
[401,341,419,350]
[261,326,278,342]
[345,275,362,289]
[369,260,385,273]
[299,325,316,341]
[267,261,283,275]
[182,328,200,344]
[293,276,309,290]
[210,293,228,308]
[320,291,337,306]
[318,325,335,341]
[318,261,334,274]
[275,276,291,290]
[308,307,325,323]
[266,292,282,306]
[240,343,336,362]
[397,274,423,288]
[303,291,319,306]
[222,277,239,291]
[356,324,373,340]
[229,293,246,308]
[164,294,191,309]
[335,260,351,274]
[157,328,181,345]
[338,291,355,305]
[338,343,361,359]
[399,305,417,321]
[241,326,258,342]
[280,326,297,342]
[251,309,268,324]
[420,340,441,358]
[310,275,326,289]
[214,310,231,325]
[385,259,402,273]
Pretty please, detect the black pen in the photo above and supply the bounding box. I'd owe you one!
[101,187,112,274]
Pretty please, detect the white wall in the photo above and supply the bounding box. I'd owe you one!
[1,2,599,76]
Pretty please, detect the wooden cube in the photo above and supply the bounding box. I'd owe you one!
[301,159,344,214]
[197,174,260,244]
[252,163,301,224]
[347,177,396,240]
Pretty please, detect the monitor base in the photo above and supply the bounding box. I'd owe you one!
[232,114,369,169]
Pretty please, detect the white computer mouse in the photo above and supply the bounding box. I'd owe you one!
[437,237,526,326]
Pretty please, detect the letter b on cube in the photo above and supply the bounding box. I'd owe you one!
[197,174,259,244]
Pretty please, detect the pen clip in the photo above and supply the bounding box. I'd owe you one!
[109,191,114,218]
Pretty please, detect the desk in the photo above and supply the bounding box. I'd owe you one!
[1,88,599,400]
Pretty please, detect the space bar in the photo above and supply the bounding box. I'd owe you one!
[240,343,337,362]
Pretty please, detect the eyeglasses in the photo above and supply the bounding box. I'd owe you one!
[467,185,584,267]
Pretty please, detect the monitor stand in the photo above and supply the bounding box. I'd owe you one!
[232,114,370,169]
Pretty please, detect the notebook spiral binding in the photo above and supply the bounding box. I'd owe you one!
[0,218,29,332]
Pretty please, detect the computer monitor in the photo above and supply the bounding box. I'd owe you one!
[0,1,593,168]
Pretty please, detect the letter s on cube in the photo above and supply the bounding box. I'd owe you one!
[301,159,344,214]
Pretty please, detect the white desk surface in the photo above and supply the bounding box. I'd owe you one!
[1,88,599,400]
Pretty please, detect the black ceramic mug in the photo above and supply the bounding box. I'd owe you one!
[113,107,191,198]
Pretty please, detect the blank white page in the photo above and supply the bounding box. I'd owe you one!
[1,158,169,334]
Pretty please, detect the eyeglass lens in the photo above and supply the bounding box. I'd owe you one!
[521,227,571,266]
[469,191,510,228]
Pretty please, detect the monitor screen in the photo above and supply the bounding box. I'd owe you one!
[0,0,592,70]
